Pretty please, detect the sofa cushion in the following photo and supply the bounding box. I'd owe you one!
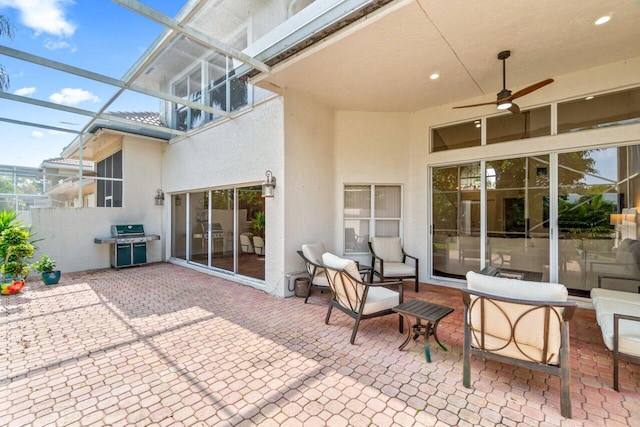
[591,298,640,355]
[591,288,640,306]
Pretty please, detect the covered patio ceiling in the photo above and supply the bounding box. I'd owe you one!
[254,0,640,112]
[1,0,639,163]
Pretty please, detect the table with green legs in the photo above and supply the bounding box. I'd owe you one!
[392,299,454,362]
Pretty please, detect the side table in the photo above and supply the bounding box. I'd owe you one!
[392,299,454,362]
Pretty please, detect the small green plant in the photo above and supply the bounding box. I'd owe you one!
[252,211,265,238]
[0,225,34,280]
[32,254,56,274]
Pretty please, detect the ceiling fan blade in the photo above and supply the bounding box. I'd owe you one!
[452,100,498,109]
[508,103,520,114]
[509,78,554,100]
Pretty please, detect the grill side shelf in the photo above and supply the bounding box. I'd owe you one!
[94,237,117,244]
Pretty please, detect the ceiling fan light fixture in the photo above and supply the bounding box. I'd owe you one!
[497,100,512,110]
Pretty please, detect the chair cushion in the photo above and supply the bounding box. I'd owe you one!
[379,262,415,277]
[302,243,327,276]
[322,252,364,310]
[310,272,330,288]
[302,243,327,265]
[466,271,568,302]
[466,271,568,364]
[591,288,640,306]
[362,286,400,315]
[591,298,640,354]
[321,252,360,279]
[371,237,404,262]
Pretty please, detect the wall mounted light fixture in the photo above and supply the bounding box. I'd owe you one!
[261,170,276,198]
[175,194,182,207]
[155,189,165,205]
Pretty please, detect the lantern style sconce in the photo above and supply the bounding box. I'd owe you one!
[261,170,276,198]
[175,194,182,207]
[155,189,165,205]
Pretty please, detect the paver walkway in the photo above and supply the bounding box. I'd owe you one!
[1,263,639,426]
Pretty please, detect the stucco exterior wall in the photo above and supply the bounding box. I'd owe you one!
[282,90,336,286]
[161,98,286,295]
[333,111,412,266]
[30,133,166,273]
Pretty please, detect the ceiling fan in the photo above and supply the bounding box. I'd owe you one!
[453,50,554,115]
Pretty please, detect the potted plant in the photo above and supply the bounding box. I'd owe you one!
[252,211,265,238]
[0,225,34,295]
[32,254,61,285]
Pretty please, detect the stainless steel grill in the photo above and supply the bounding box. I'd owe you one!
[94,224,160,269]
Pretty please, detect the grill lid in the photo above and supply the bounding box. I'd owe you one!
[112,224,145,236]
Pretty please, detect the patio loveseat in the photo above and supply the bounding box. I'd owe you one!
[590,288,640,391]
[461,271,577,418]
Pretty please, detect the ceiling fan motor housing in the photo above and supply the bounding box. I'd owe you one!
[497,89,512,100]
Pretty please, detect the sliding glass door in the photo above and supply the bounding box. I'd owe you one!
[431,144,639,296]
[171,186,265,281]
[486,156,550,277]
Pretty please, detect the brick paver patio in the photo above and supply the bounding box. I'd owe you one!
[1,263,639,426]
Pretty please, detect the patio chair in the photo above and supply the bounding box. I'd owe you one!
[240,233,254,253]
[297,243,330,303]
[322,252,403,344]
[369,237,419,292]
[253,236,265,256]
[462,271,577,418]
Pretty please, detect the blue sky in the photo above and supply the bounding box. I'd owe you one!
[0,0,186,167]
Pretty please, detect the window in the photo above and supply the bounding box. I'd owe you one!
[431,120,481,152]
[486,105,551,144]
[173,67,203,131]
[96,151,123,207]
[344,184,402,253]
[558,86,640,133]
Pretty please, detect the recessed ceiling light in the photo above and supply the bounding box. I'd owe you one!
[429,73,440,80]
[595,15,611,25]
[585,96,594,100]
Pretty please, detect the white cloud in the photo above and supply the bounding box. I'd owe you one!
[44,38,77,52]
[31,130,44,138]
[14,86,36,96]
[0,0,76,37]
[49,88,99,105]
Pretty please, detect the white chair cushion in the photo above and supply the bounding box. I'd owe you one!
[466,271,569,365]
[466,271,568,302]
[322,252,364,310]
[371,237,404,262]
[302,243,327,276]
[591,288,640,306]
[311,272,330,288]
[322,252,360,278]
[302,243,327,265]
[379,262,415,277]
[362,286,400,315]
[591,298,640,354]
